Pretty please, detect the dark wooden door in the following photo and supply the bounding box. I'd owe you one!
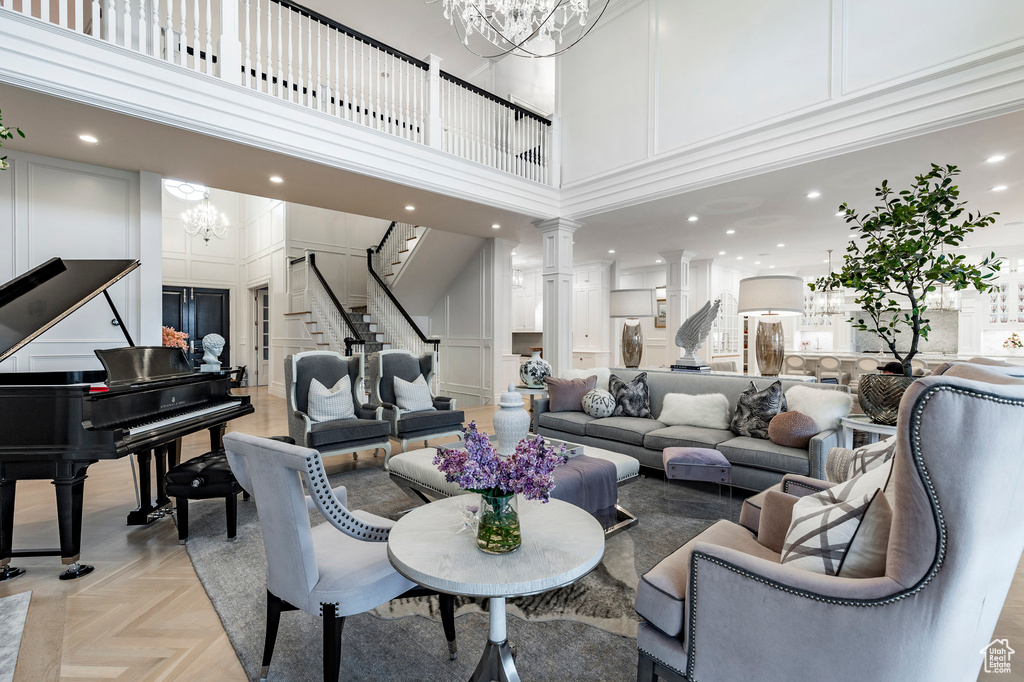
[162,286,230,368]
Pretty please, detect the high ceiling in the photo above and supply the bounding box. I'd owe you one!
[514,109,1024,275]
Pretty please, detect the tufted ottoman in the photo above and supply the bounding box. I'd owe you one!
[662,446,732,502]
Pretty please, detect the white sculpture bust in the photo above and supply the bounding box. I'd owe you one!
[201,333,226,370]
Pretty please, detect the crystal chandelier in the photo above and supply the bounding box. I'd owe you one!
[512,268,524,288]
[182,191,228,245]
[431,0,611,57]
[816,249,845,316]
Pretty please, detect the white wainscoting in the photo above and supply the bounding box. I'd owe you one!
[0,151,159,372]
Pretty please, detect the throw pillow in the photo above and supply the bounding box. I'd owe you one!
[609,372,653,419]
[784,385,853,432]
[825,437,898,483]
[768,411,819,449]
[544,375,597,413]
[780,461,893,577]
[730,381,786,439]
[563,367,611,392]
[658,393,731,430]
[582,389,616,418]
[393,375,436,413]
[307,375,355,422]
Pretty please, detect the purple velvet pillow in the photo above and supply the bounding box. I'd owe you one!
[544,376,597,413]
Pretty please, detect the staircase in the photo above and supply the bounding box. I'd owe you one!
[347,306,390,354]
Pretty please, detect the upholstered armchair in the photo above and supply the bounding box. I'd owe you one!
[635,363,1024,682]
[367,349,465,458]
[222,433,456,682]
[285,351,392,461]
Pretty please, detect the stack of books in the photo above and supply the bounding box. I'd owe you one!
[670,364,710,372]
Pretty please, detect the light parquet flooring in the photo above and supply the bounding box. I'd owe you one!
[2,388,1023,681]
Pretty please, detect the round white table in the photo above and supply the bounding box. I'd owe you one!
[387,496,605,682]
[514,385,548,415]
[840,415,897,449]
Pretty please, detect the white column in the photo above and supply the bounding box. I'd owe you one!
[489,237,519,403]
[424,54,443,150]
[138,171,163,346]
[659,249,695,361]
[535,217,581,378]
[218,0,243,83]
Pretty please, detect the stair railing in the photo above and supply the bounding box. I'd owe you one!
[303,252,365,356]
[371,220,418,279]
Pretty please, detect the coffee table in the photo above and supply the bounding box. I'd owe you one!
[387,496,605,682]
[840,414,897,449]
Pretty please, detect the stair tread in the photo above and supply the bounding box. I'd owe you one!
[398,249,409,254]
[284,311,311,316]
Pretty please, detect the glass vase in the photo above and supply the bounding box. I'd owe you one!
[476,492,521,554]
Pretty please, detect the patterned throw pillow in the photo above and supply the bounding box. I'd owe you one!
[394,375,436,413]
[609,372,653,419]
[582,389,615,418]
[730,381,787,439]
[307,375,356,422]
[825,437,898,483]
[780,461,892,577]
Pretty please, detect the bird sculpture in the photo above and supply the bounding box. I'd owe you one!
[675,298,722,366]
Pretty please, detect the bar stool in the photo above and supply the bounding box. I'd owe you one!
[783,354,810,375]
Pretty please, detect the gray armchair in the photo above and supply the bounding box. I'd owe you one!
[222,433,456,681]
[635,362,1024,682]
[285,351,391,461]
[367,349,465,460]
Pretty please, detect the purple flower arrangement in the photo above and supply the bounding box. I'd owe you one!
[434,421,568,502]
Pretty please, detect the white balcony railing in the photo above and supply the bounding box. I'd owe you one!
[0,0,557,185]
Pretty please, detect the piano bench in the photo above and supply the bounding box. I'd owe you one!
[166,450,247,543]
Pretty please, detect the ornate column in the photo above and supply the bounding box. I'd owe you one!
[659,249,696,359]
[534,217,582,378]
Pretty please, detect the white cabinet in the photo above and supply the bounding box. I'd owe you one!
[512,269,542,331]
[572,264,609,352]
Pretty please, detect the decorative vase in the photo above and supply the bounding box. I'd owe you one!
[621,320,643,368]
[858,374,917,425]
[494,383,531,456]
[519,350,551,388]
[755,320,785,377]
[476,491,521,554]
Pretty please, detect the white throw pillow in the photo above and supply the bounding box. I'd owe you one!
[658,393,731,430]
[784,385,852,432]
[307,375,355,422]
[394,375,436,413]
[780,460,892,577]
[562,367,611,392]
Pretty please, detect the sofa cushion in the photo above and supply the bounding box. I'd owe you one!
[307,418,391,448]
[585,417,665,446]
[643,425,735,451]
[635,519,780,637]
[396,409,464,437]
[537,411,596,436]
[717,436,810,475]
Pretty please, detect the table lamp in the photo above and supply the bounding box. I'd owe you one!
[610,289,657,368]
[737,276,804,376]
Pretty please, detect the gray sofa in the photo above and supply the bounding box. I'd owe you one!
[534,369,849,491]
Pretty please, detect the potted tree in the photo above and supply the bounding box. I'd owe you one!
[812,164,1002,424]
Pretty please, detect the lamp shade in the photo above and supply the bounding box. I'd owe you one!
[737,275,804,317]
[609,289,657,318]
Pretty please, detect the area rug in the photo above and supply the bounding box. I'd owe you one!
[185,467,743,681]
[0,591,31,682]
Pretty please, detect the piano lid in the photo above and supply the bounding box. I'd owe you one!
[94,346,194,388]
[0,258,140,362]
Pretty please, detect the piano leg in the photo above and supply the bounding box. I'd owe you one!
[210,423,226,452]
[54,470,94,580]
[126,448,172,526]
[154,444,170,508]
[0,478,26,582]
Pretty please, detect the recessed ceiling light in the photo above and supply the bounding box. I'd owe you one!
[405,204,415,210]
[823,259,829,263]
[718,251,726,255]
[608,249,615,254]
[78,134,99,144]
[736,256,743,260]
[992,185,1008,191]
[754,261,761,265]
[511,251,517,256]
[655,259,663,264]
[269,176,283,183]
[687,215,698,222]
[987,155,1006,163]
[769,265,776,269]
[777,243,785,247]
[835,211,844,217]
[806,191,821,199]
[726,229,736,235]
[491,224,500,229]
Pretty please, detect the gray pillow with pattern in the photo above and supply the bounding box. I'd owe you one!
[609,372,653,419]
[730,380,787,439]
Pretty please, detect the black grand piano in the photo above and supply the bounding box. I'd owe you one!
[0,258,253,580]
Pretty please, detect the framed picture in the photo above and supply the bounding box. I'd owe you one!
[655,299,667,328]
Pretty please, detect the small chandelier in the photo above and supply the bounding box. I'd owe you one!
[512,268,524,288]
[924,246,962,312]
[182,191,228,245]
[816,249,845,316]
[431,0,611,58]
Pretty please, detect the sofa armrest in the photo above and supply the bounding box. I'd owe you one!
[807,428,838,480]
[756,491,799,553]
[354,403,381,421]
[533,397,550,432]
[379,402,402,434]
[781,474,834,497]
[305,485,347,511]
[433,396,456,411]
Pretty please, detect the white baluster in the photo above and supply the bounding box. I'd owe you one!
[254,0,261,90]
[242,0,250,86]
[121,0,132,49]
[342,33,349,120]
[319,22,326,112]
[58,0,67,28]
[164,0,172,60]
[150,0,159,56]
[358,40,365,125]
[274,0,282,97]
[40,0,49,22]
[76,0,84,34]
[137,0,146,53]
[104,0,114,41]
[286,7,293,101]
[178,0,186,64]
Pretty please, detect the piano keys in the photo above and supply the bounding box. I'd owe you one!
[0,258,253,580]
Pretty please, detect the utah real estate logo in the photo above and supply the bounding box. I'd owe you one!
[982,639,1015,674]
